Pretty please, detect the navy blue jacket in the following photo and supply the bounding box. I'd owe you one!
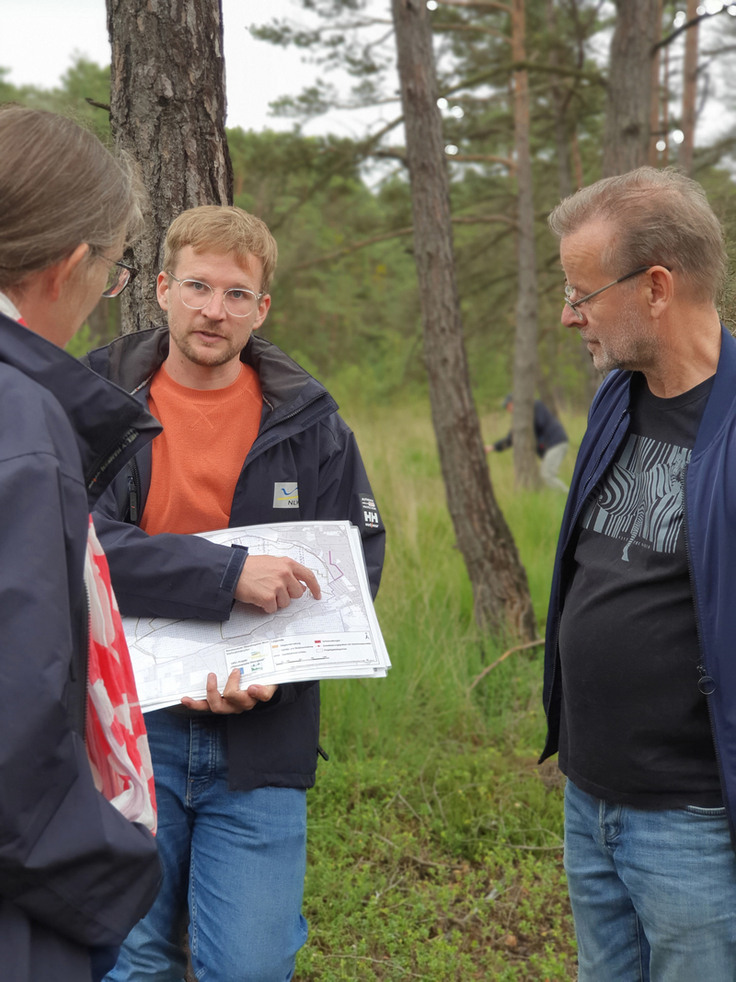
[493,400,568,456]
[541,326,736,843]
[86,327,385,792]
[0,313,162,981]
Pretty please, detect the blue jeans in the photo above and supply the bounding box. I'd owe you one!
[564,779,736,982]
[106,711,308,982]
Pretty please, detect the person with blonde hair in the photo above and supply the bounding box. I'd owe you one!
[0,105,162,982]
[87,204,385,981]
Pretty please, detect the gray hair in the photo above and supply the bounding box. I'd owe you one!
[548,167,727,303]
[0,105,144,291]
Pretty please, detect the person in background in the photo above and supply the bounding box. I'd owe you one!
[543,166,736,981]
[486,395,569,491]
[0,106,162,981]
[86,205,385,982]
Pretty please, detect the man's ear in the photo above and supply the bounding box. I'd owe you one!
[43,243,90,302]
[647,266,674,320]
[156,271,170,312]
[252,294,271,332]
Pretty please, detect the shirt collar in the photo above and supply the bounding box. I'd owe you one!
[0,291,22,323]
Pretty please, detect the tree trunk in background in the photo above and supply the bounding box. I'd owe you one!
[647,0,663,165]
[544,0,599,405]
[602,0,660,177]
[510,0,540,489]
[391,0,536,640]
[545,0,572,201]
[106,0,233,333]
[680,0,699,175]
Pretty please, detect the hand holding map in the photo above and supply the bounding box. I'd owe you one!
[122,521,391,712]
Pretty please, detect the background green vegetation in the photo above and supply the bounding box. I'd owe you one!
[8,56,736,412]
[296,400,579,980]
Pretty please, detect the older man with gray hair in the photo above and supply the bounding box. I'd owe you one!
[540,167,736,981]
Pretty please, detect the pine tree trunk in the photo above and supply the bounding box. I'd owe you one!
[602,0,660,177]
[391,0,536,640]
[647,0,663,166]
[106,0,233,334]
[510,0,540,490]
[680,0,699,175]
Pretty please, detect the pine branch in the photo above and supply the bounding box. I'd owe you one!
[653,7,733,54]
[85,97,111,112]
[291,214,517,270]
[436,0,512,13]
[468,638,544,692]
[434,22,511,43]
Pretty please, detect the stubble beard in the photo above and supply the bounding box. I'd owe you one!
[587,300,657,375]
[172,327,242,370]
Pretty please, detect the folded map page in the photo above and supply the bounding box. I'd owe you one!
[122,520,391,712]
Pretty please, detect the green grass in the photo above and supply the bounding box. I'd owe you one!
[296,400,580,980]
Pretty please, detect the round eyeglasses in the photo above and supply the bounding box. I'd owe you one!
[564,266,652,322]
[167,273,265,318]
[101,260,139,299]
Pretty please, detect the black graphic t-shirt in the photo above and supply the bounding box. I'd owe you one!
[558,372,721,808]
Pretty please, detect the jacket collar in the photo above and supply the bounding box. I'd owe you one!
[86,325,338,425]
[0,312,161,503]
[693,324,736,456]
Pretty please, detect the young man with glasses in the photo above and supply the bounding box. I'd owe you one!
[85,205,385,982]
[543,167,736,981]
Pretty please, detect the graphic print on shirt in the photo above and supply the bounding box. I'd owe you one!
[581,433,690,561]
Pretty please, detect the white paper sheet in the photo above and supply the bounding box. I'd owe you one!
[122,521,390,711]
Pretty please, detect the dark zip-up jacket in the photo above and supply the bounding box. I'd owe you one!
[540,325,736,845]
[86,327,385,792]
[493,401,568,456]
[0,313,162,981]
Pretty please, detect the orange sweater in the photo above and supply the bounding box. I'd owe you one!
[140,365,263,536]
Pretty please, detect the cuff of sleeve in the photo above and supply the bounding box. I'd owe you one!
[221,544,248,594]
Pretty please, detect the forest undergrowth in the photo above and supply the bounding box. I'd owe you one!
[296,399,585,981]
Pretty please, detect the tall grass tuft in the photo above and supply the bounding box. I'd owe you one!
[299,397,579,980]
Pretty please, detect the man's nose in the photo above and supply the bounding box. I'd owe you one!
[202,288,227,318]
[561,302,585,328]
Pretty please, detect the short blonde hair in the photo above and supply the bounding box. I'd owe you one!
[163,205,278,292]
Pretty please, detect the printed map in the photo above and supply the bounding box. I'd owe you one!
[122,521,390,711]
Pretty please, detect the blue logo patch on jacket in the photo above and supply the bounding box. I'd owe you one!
[273,482,299,508]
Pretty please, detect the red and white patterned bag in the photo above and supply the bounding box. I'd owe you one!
[84,517,157,833]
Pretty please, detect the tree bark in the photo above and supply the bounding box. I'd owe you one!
[647,0,663,166]
[602,0,660,177]
[391,0,536,640]
[680,0,699,175]
[106,0,233,333]
[545,0,573,201]
[510,0,540,489]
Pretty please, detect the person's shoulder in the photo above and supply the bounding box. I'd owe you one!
[0,362,73,462]
[0,359,64,417]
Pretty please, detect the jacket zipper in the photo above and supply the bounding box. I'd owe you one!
[87,426,139,492]
[128,458,142,525]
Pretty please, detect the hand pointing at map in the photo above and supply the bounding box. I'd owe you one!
[121,522,390,713]
[234,555,322,613]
